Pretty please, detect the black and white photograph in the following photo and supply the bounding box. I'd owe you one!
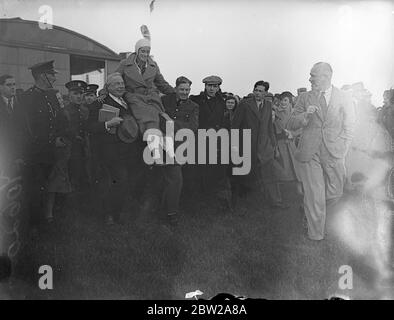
[0,0,393,303]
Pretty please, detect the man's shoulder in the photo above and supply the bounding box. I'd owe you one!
[102,95,116,106]
[189,92,203,103]
[187,98,199,109]
[239,95,254,106]
[161,93,176,103]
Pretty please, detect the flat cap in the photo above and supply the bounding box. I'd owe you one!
[85,84,99,94]
[29,60,58,75]
[202,75,222,85]
[65,80,87,92]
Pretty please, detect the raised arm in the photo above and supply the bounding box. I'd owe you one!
[154,65,175,95]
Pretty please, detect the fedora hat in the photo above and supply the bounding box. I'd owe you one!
[117,115,139,143]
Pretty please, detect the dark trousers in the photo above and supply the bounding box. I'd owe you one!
[259,159,282,204]
[69,156,89,192]
[160,165,183,214]
[100,159,129,221]
[23,163,53,225]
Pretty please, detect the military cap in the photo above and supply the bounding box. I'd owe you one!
[202,75,222,85]
[29,60,58,75]
[175,76,192,87]
[85,84,99,94]
[65,80,87,92]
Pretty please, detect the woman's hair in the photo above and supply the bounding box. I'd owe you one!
[224,93,238,109]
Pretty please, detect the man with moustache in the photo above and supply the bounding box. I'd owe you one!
[287,62,355,240]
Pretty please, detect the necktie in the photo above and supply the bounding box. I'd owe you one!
[119,97,127,108]
[319,91,327,118]
[7,98,13,114]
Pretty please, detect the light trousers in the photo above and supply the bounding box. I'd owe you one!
[297,143,345,240]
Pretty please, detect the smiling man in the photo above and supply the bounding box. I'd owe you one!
[159,76,199,226]
[287,62,355,241]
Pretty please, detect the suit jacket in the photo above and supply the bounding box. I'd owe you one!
[287,86,355,162]
[86,95,135,164]
[190,91,225,130]
[232,96,277,183]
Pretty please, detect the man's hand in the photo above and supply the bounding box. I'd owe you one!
[306,105,319,115]
[106,117,123,128]
[274,145,280,158]
[284,129,293,139]
[55,137,66,147]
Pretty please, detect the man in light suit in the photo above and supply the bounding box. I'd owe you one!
[287,62,355,240]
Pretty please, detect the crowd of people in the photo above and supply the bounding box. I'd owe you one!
[1,35,394,266]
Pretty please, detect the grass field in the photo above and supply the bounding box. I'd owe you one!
[5,181,394,300]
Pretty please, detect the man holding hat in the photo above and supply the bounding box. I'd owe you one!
[86,73,140,225]
[19,60,69,225]
[64,80,90,198]
[189,75,232,213]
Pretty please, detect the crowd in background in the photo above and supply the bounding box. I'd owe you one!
[1,37,394,264]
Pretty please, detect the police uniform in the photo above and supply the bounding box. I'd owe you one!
[64,80,90,191]
[19,60,69,223]
[85,84,99,97]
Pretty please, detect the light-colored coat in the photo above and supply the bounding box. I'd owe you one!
[287,86,355,162]
[116,53,175,133]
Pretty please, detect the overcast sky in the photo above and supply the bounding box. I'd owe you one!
[2,0,394,105]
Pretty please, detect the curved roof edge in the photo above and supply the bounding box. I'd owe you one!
[0,17,120,60]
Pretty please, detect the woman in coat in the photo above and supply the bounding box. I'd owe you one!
[115,38,175,135]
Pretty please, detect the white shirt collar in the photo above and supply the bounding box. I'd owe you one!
[2,95,13,109]
[323,85,332,104]
[109,93,127,109]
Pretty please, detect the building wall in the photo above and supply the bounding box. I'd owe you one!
[106,60,120,78]
[0,45,70,93]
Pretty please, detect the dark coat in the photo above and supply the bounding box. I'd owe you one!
[19,86,68,165]
[190,91,225,130]
[86,95,135,164]
[0,95,24,168]
[64,102,89,159]
[232,95,277,185]
[161,94,199,132]
[287,87,355,162]
[161,93,199,152]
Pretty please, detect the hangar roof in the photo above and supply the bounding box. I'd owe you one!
[0,17,121,61]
